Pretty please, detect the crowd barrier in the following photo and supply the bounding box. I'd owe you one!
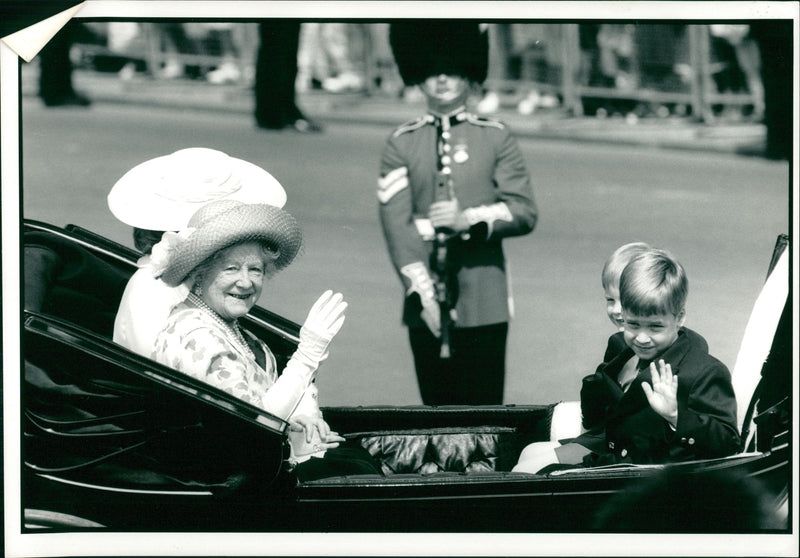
[70,22,760,122]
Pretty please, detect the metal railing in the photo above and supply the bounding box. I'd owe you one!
[73,23,759,121]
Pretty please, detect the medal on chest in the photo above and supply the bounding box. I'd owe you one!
[452,143,469,164]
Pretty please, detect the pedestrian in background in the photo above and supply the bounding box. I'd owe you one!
[254,21,322,133]
[378,22,538,406]
[709,24,764,121]
[750,21,792,160]
[296,23,365,94]
[38,21,91,107]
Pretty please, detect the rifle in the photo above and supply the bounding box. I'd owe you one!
[431,117,457,358]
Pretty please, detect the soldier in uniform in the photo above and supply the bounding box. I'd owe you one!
[378,22,538,405]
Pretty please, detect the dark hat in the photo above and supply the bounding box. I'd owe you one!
[390,22,489,86]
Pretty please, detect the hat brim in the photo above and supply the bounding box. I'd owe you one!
[160,204,302,287]
[108,149,287,231]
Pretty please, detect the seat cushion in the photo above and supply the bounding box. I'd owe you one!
[24,232,130,337]
[356,426,518,474]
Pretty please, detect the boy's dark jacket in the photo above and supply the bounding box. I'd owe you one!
[576,328,740,465]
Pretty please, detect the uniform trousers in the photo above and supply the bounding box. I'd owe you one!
[408,322,508,405]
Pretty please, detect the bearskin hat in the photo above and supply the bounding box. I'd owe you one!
[390,21,489,86]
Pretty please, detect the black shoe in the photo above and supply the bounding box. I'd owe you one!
[42,92,91,107]
[288,118,323,133]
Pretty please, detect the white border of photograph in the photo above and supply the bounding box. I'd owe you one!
[2,2,798,557]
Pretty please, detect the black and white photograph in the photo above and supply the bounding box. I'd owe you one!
[1,1,797,556]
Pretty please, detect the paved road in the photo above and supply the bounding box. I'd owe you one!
[21,99,790,406]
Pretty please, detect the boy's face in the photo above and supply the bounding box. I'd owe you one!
[622,309,685,361]
[604,283,624,330]
[421,74,470,112]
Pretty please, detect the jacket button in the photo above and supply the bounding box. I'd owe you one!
[620,449,628,457]
[680,437,687,443]
[688,438,695,445]
[608,442,615,450]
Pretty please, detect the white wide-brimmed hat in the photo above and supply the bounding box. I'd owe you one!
[107,148,287,231]
[158,200,303,287]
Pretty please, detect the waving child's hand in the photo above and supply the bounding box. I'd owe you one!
[641,359,678,427]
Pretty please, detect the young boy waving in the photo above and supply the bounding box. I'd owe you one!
[515,249,740,472]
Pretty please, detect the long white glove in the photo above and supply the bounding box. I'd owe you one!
[260,290,347,420]
[293,290,347,370]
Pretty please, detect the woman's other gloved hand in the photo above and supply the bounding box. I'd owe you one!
[287,414,345,465]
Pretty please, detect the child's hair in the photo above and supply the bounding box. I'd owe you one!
[133,227,166,255]
[601,242,651,289]
[619,249,688,317]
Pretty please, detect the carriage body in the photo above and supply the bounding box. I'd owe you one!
[20,221,791,532]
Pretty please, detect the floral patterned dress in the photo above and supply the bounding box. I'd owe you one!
[153,299,320,421]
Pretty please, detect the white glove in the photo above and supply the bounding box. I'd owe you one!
[259,291,346,420]
[286,414,345,466]
[401,262,440,337]
[429,199,469,233]
[292,290,347,369]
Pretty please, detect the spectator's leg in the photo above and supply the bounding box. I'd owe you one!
[255,21,321,132]
[296,22,324,92]
[477,23,512,114]
[39,22,90,106]
[733,38,765,119]
[255,21,301,128]
[321,23,364,93]
[751,22,792,160]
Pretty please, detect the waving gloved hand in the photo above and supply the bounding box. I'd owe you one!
[292,290,348,369]
[260,291,347,420]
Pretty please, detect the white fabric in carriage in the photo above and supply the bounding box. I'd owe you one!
[731,246,789,433]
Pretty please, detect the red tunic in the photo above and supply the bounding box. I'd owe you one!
[378,110,537,328]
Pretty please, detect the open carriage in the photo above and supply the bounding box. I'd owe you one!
[20,220,790,532]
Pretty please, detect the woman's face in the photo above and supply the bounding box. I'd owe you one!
[198,242,266,321]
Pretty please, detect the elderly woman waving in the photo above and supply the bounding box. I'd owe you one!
[151,199,380,480]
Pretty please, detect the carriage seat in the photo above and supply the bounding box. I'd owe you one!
[23,231,130,338]
[352,426,521,474]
